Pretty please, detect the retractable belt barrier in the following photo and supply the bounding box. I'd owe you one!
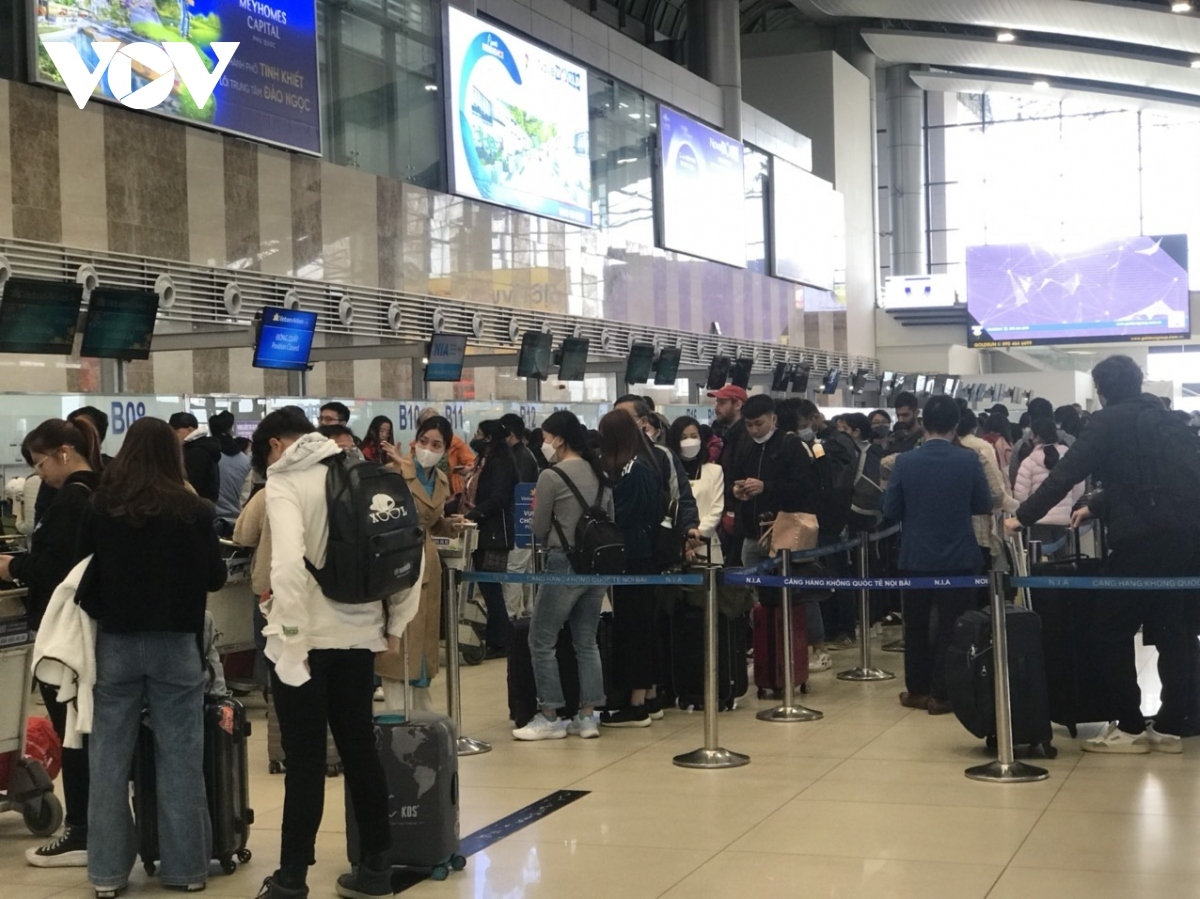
[460,571,704,587]
[1012,576,1200,591]
[724,573,989,590]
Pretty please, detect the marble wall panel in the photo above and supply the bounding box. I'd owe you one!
[10,83,62,243]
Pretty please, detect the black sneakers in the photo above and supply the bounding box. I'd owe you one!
[26,825,87,867]
[256,874,310,899]
[600,705,651,728]
[335,862,393,898]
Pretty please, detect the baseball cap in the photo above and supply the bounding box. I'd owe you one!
[707,385,748,402]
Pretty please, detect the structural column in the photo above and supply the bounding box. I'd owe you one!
[886,65,926,276]
[687,0,743,139]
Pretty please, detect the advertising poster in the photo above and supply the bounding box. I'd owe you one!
[513,483,535,548]
[657,106,745,269]
[35,0,321,154]
[446,6,592,226]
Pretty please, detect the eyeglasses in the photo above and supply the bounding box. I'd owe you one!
[33,457,50,472]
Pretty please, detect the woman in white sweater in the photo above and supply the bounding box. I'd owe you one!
[1013,417,1084,554]
[666,416,725,564]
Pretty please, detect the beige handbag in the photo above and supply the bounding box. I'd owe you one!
[759,511,820,557]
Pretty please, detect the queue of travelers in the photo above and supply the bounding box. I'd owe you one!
[4,353,1199,897]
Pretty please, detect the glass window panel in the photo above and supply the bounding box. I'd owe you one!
[744,147,768,274]
[978,117,1063,244]
[1060,111,1139,244]
[589,75,655,247]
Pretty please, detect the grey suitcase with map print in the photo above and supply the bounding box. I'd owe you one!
[345,711,465,881]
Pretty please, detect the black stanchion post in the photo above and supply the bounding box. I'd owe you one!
[674,566,750,769]
[965,569,1049,784]
[444,567,491,756]
[757,549,823,723]
[838,534,894,682]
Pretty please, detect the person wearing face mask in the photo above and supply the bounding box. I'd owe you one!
[379,416,464,713]
[667,416,725,564]
[729,395,820,569]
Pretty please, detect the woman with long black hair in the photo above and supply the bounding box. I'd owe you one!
[666,416,725,565]
[512,411,612,742]
[465,419,518,656]
[360,415,393,463]
[0,418,102,868]
[598,410,661,728]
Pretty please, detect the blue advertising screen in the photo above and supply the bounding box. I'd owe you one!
[445,6,592,226]
[657,106,745,268]
[425,333,467,382]
[35,0,321,154]
[253,307,317,371]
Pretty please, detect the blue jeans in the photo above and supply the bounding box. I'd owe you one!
[742,538,825,645]
[89,631,210,889]
[529,550,607,711]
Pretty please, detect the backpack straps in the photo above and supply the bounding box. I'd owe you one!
[548,466,592,552]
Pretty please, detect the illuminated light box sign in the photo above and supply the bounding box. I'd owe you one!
[966,235,1190,348]
[34,0,321,154]
[657,106,745,268]
[445,6,592,225]
[253,307,317,371]
[770,157,835,290]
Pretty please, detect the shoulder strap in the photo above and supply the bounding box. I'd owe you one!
[550,466,592,513]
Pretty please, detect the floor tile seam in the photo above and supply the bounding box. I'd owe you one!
[779,793,1058,814]
[984,771,1072,897]
[647,848,724,898]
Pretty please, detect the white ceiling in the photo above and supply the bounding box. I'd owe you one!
[861,29,1200,97]
[800,0,1200,54]
[909,68,1200,115]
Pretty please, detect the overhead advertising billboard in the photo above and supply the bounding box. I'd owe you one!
[34,0,321,154]
[445,7,592,226]
[966,234,1190,348]
[656,105,745,268]
[770,157,835,290]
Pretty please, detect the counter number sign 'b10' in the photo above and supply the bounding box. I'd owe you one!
[42,40,239,111]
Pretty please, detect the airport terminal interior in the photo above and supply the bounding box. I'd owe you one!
[2,0,1200,896]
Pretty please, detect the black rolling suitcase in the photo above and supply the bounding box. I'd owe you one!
[947,605,1057,759]
[669,604,749,711]
[133,697,254,876]
[345,711,465,881]
[507,613,614,726]
[1028,555,1112,736]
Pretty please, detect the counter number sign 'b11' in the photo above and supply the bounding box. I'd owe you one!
[42,40,239,112]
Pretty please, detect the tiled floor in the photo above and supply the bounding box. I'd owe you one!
[2,633,1197,898]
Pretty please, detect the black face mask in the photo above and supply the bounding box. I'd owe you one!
[470,438,489,456]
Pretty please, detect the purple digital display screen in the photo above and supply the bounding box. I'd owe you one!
[966,235,1190,348]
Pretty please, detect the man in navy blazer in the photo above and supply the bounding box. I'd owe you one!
[882,395,993,714]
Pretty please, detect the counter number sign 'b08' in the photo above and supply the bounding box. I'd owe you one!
[42,40,239,112]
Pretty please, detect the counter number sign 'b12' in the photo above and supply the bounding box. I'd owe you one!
[42,40,239,111]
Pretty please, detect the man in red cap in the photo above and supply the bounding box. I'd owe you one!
[711,384,748,563]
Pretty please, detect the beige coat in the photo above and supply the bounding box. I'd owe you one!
[232,488,272,597]
[375,456,455,683]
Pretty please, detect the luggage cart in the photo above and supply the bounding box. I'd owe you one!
[434,524,487,666]
[0,586,63,837]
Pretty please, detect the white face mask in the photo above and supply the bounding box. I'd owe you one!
[679,438,702,460]
[415,447,443,470]
[752,429,776,446]
[541,441,558,464]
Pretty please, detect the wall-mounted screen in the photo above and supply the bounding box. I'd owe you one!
[34,0,321,154]
[654,347,681,385]
[966,235,1190,348]
[624,342,655,384]
[557,337,589,381]
[792,364,812,393]
[657,106,745,268]
[0,277,83,355]
[80,288,158,360]
[516,330,553,380]
[821,369,841,395]
[253,307,317,371]
[705,355,732,390]
[730,357,753,389]
[770,157,835,289]
[445,6,591,226]
[425,333,468,382]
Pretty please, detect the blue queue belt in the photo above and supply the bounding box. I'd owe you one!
[460,571,704,587]
[723,573,989,590]
[1012,576,1200,591]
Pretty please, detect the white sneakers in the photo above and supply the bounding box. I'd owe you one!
[1081,722,1183,755]
[811,651,833,672]
[567,713,600,739]
[512,713,568,741]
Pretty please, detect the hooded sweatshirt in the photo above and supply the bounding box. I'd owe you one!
[184,427,222,504]
[263,433,425,687]
[215,432,251,524]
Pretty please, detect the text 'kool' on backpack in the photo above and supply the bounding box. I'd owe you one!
[550,467,627,576]
[305,454,425,603]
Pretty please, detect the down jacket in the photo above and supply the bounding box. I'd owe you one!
[1013,444,1083,527]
